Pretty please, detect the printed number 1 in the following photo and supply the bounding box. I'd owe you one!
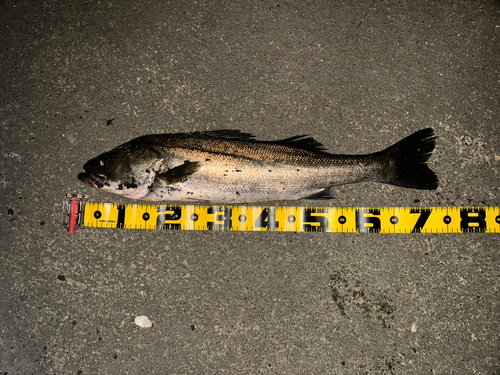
[116,204,126,228]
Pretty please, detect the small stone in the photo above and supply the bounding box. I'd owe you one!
[411,323,417,333]
[135,315,152,328]
[461,135,473,146]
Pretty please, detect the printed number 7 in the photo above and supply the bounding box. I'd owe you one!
[410,208,432,233]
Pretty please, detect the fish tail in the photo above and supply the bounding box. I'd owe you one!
[377,128,438,190]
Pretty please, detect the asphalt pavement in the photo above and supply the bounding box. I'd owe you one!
[1,0,499,374]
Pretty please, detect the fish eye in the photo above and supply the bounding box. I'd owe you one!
[99,155,108,167]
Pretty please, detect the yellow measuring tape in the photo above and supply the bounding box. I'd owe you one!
[63,194,500,234]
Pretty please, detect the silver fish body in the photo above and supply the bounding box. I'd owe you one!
[78,129,438,203]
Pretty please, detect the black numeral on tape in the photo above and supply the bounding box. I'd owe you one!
[207,207,232,230]
[255,208,278,231]
[356,208,381,233]
[116,205,126,228]
[157,206,182,230]
[460,208,486,233]
[303,208,328,232]
[410,208,432,233]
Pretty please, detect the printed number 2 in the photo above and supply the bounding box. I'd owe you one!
[410,208,432,233]
[157,206,182,230]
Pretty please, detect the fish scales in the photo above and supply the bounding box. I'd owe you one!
[144,134,328,164]
[146,150,375,202]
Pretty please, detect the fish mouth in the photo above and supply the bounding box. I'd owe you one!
[78,172,106,188]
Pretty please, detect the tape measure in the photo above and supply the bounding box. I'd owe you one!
[63,194,500,234]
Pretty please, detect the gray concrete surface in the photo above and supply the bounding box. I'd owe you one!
[1,0,499,374]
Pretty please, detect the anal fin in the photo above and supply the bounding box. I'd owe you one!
[302,188,335,200]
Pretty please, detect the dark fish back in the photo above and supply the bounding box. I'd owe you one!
[136,131,336,166]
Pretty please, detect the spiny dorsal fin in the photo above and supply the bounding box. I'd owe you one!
[274,135,328,153]
[197,130,256,141]
[197,130,328,153]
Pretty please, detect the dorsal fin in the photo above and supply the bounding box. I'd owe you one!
[196,130,328,153]
[196,130,256,141]
[273,135,328,153]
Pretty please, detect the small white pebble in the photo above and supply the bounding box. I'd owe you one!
[411,323,418,333]
[135,315,152,328]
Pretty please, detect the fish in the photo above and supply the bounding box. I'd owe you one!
[77,128,438,203]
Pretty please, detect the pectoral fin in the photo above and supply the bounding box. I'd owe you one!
[156,160,200,185]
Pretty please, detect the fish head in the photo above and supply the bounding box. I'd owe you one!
[78,148,135,191]
[78,142,162,199]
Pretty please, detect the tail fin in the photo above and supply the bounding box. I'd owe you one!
[377,128,438,190]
